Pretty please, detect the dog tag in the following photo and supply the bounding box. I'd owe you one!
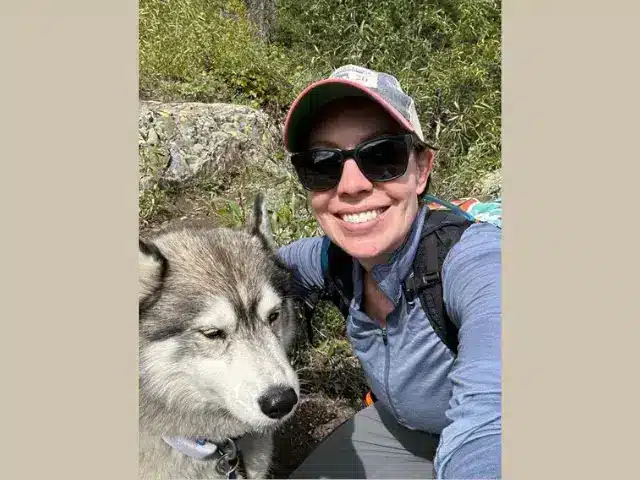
[215,454,239,478]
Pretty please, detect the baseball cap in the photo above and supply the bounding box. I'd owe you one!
[283,65,434,152]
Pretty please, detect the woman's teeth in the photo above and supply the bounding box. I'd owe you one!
[341,209,383,224]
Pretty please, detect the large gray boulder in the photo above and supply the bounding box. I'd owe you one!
[139,100,292,206]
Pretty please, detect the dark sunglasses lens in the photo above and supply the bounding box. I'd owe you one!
[358,137,409,181]
[292,150,342,190]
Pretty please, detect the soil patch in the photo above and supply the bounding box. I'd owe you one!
[270,393,360,479]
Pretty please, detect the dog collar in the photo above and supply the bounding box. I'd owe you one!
[162,436,240,478]
[162,436,220,460]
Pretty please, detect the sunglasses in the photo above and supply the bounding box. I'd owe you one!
[290,134,426,192]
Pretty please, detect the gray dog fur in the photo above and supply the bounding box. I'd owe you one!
[139,195,300,479]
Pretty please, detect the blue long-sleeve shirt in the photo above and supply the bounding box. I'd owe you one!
[277,205,501,478]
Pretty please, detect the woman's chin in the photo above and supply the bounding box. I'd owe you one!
[334,237,393,265]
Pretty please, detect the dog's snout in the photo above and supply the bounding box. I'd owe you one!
[258,386,298,419]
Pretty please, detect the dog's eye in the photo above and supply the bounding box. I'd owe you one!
[200,329,225,340]
[267,310,280,324]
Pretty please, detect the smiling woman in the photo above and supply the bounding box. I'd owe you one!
[298,97,431,269]
[277,65,502,479]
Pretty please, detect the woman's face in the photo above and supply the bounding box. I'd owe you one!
[306,98,433,268]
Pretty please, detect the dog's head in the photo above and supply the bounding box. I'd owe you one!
[139,195,300,434]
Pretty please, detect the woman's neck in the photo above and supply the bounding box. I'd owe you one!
[361,269,394,326]
[358,253,391,273]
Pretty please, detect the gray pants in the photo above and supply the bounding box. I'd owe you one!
[289,403,440,479]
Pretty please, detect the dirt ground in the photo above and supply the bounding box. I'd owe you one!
[270,394,359,479]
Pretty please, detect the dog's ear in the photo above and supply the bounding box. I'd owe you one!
[139,238,167,307]
[247,193,277,251]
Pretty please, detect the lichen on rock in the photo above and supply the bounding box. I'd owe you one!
[139,100,297,227]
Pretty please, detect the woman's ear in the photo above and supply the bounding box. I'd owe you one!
[415,148,434,196]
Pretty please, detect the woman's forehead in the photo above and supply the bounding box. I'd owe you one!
[308,97,403,147]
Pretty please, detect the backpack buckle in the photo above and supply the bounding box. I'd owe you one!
[405,272,441,293]
[420,272,441,287]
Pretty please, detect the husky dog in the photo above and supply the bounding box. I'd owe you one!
[139,195,300,479]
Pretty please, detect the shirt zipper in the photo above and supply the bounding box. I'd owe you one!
[380,326,400,420]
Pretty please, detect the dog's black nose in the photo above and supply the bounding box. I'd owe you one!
[258,386,298,419]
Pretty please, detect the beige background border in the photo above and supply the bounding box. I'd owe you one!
[2,2,139,479]
[2,1,639,479]
[502,1,640,478]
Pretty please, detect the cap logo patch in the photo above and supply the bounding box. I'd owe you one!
[333,69,379,89]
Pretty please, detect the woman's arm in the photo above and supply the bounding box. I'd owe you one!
[435,222,502,478]
[277,236,327,298]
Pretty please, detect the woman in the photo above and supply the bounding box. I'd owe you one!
[277,65,501,479]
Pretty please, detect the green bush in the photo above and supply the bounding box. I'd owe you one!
[139,0,315,114]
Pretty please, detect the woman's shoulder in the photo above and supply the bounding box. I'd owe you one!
[450,220,502,259]
[277,236,326,260]
[462,220,502,243]
[276,236,328,289]
[441,220,501,306]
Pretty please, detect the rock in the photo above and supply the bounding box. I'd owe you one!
[475,169,502,198]
[139,100,291,209]
[146,128,159,146]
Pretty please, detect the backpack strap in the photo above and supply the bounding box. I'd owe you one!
[322,237,353,319]
[300,237,353,344]
[403,208,474,355]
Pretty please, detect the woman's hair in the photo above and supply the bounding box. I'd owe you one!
[412,138,433,198]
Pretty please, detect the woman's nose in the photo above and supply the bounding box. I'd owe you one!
[336,158,373,195]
